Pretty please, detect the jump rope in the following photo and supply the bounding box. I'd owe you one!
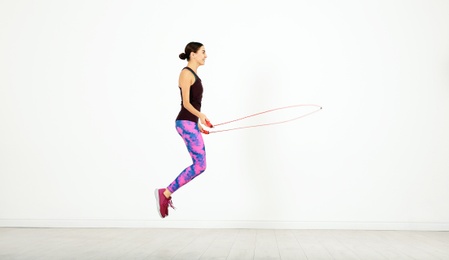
[200,104,323,134]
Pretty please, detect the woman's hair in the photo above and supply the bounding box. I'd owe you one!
[179,42,203,61]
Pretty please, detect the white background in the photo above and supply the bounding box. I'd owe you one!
[1,0,449,230]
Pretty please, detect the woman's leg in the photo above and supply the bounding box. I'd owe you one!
[167,120,207,194]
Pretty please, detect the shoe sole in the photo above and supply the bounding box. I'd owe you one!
[154,189,164,218]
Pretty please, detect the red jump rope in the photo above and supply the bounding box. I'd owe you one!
[201,104,322,134]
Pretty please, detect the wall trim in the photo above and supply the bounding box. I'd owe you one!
[1,219,449,231]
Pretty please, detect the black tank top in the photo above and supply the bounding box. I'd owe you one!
[175,67,203,122]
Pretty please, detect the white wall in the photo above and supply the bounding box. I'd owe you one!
[1,0,449,230]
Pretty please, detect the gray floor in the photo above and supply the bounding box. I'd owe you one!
[1,228,449,259]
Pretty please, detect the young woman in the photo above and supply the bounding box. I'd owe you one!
[155,42,211,218]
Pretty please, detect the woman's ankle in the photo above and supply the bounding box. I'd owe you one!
[163,189,172,199]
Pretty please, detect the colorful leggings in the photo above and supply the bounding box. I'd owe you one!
[167,120,207,193]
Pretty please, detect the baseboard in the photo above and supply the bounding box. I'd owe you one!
[1,219,449,231]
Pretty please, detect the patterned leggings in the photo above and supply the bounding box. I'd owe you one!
[167,120,207,193]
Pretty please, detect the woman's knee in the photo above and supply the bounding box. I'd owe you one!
[195,160,207,173]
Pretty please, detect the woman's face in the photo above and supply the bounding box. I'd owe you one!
[192,46,207,65]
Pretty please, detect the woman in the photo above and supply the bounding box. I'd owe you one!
[155,42,211,218]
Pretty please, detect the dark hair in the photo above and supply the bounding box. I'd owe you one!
[179,42,203,61]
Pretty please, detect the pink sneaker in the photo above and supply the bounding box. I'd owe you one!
[154,188,175,218]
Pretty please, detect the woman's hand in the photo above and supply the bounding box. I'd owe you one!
[198,123,208,134]
[199,113,212,128]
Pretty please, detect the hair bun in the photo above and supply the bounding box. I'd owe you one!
[179,53,187,60]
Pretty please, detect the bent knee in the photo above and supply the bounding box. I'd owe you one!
[195,161,207,173]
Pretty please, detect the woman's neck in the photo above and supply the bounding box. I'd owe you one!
[187,61,199,73]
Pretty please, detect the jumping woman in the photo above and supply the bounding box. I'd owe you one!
[155,42,210,218]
